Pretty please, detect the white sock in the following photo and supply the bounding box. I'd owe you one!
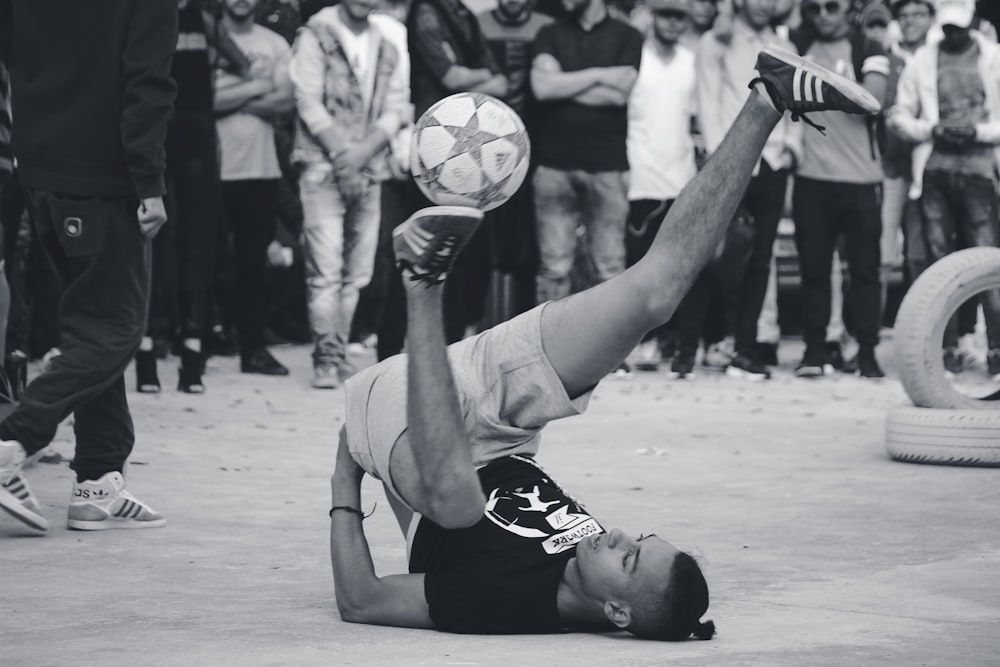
[139,337,154,352]
[184,338,201,353]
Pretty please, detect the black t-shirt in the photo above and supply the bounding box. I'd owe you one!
[409,455,604,634]
[532,15,642,172]
[173,0,213,114]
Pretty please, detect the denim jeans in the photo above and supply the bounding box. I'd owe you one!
[533,166,628,303]
[919,169,1000,349]
[300,165,381,367]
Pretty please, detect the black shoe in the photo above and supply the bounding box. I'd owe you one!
[3,351,27,401]
[205,326,239,358]
[135,350,161,393]
[669,349,696,379]
[795,345,830,378]
[987,350,1000,382]
[856,346,884,379]
[825,341,846,372]
[726,353,772,380]
[755,342,778,367]
[943,347,963,378]
[178,347,206,393]
[240,348,290,376]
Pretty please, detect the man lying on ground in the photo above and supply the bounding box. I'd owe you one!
[328,45,882,640]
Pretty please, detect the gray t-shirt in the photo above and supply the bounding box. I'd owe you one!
[797,39,883,184]
[926,41,994,178]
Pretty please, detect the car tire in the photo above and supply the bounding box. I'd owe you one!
[894,247,1000,410]
[886,406,1000,467]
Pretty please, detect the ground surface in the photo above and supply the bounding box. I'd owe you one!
[3,338,999,666]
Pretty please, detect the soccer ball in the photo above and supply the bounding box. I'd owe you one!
[410,92,530,212]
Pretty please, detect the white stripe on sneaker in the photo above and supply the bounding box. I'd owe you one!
[793,68,804,102]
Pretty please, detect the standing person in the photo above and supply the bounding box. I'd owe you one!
[408,0,509,344]
[530,0,643,312]
[0,0,177,532]
[694,0,801,379]
[888,0,1000,381]
[478,0,554,324]
[289,0,409,389]
[624,0,698,373]
[329,46,880,635]
[136,0,252,395]
[790,0,889,379]
[214,0,295,376]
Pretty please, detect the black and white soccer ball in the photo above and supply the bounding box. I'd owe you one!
[410,92,530,212]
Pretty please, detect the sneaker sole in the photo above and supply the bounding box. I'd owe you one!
[0,486,49,531]
[668,371,695,380]
[725,366,770,381]
[762,45,882,116]
[795,366,825,378]
[67,516,167,531]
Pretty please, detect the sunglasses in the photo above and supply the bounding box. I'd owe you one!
[652,8,688,19]
[802,1,842,16]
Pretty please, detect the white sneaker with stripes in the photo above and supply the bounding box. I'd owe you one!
[0,440,49,531]
[68,471,166,531]
[749,45,881,132]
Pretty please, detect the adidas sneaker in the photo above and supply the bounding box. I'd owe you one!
[67,471,165,531]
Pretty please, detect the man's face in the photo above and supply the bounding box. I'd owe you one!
[224,0,259,20]
[574,528,680,613]
[651,7,689,45]
[802,0,848,38]
[342,0,378,22]
[941,23,972,50]
[895,1,933,45]
[689,0,718,30]
[737,0,776,30]
[498,0,530,19]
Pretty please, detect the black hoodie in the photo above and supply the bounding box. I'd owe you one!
[0,0,177,199]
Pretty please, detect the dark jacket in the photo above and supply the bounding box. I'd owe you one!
[0,0,178,199]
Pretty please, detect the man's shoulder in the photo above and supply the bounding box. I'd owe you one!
[251,23,292,52]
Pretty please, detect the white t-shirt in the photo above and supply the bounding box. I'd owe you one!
[216,25,291,181]
[627,43,698,201]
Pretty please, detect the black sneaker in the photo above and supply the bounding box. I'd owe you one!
[987,350,1000,382]
[609,361,633,379]
[135,349,161,394]
[856,346,884,379]
[669,349,696,380]
[755,342,778,367]
[795,345,829,378]
[826,342,846,372]
[241,348,290,376]
[943,347,963,378]
[726,353,772,380]
[393,206,484,285]
[750,46,881,134]
[3,351,27,401]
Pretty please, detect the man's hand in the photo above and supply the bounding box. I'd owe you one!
[332,144,371,175]
[933,122,977,148]
[334,430,365,488]
[137,197,167,239]
[598,66,638,90]
[336,170,370,203]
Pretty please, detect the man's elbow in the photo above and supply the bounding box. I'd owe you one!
[337,600,370,624]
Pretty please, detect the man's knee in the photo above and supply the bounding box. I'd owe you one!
[419,481,485,530]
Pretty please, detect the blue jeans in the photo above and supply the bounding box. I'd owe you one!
[300,165,381,367]
[919,169,1000,349]
[533,166,628,303]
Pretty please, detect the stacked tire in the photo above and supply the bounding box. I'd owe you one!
[888,248,1000,467]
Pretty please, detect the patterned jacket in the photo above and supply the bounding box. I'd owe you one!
[289,6,410,180]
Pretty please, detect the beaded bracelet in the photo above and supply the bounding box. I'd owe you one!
[329,504,376,519]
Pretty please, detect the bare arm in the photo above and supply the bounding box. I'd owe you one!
[862,71,888,107]
[243,54,295,118]
[530,53,606,101]
[214,76,273,113]
[329,435,433,629]
[574,84,630,106]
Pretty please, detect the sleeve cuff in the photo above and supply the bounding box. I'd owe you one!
[133,172,166,200]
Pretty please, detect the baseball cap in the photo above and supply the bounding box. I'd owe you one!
[860,1,892,27]
[936,0,974,28]
[648,0,693,13]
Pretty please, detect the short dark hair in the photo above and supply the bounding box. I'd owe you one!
[627,551,715,641]
[891,0,935,18]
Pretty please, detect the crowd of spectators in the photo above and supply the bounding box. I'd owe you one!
[0,0,998,401]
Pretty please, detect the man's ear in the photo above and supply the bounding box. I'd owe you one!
[603,600,632,629]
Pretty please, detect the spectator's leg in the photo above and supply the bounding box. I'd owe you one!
[842,183,883,350]
[957,173,1000,351]
[375,180,411,361]
[533,166,579,304]
[584,170,629,285]
[793,177,840,353]
[337,183,381,370]
[919,170,959,348]
[227,179,278,356]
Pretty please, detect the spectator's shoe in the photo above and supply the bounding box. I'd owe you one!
[240,348,290,376]
[943,347,963,379]
[755,342,779,367]
[701,341,733,372]
[392,206,484,285]
[669,349,696,380]
[0,440,48,531]
[135,349,161,394]
[205,325,239,358]
[826,341,846,372]
[987,350,1000,382]
[177,347,206,394]
[856,346,885,379]
[749,45,881,133]
[633,340,662,371]
[609,361,633,379]
[795,346,830,378]
[67,472,165,531]
[312,365,340,390]
[726,353,772,380]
